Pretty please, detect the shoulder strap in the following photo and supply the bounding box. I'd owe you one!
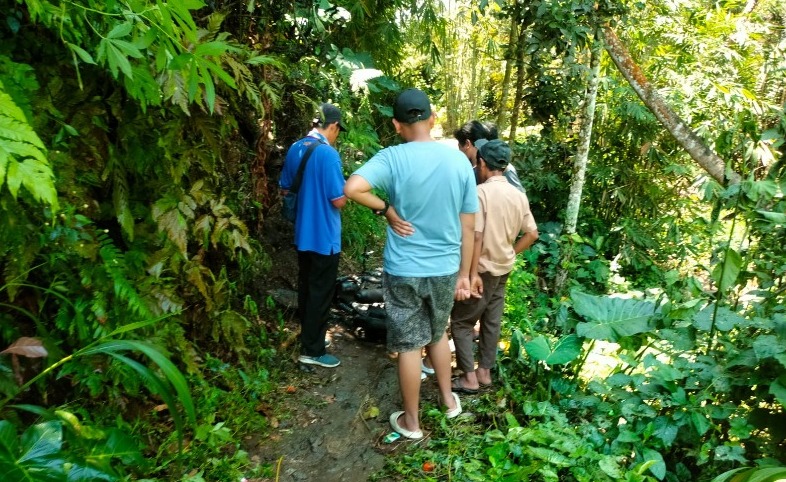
[290,139,325,194]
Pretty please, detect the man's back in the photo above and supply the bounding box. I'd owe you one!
[280,135,345,255]
[354,141,477,276]
[476,177,537,276]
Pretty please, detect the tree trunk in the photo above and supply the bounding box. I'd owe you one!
[508,26,527,141]
[602,26,741,185]
[555,34,602,294]
[564,38,601,235]
[496,12,518,131]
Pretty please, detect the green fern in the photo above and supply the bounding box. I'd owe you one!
[97,232,151,319]
[0,79,58,210]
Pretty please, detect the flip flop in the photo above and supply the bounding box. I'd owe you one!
[389,411,423,440]
[421,359,435,375]
[451,378,479,395]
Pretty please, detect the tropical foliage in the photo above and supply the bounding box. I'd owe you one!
[1,0,785,480]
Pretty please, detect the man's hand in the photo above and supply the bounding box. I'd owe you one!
[385,206,414,237]
[454,275,472,301]
[470,274,483,298]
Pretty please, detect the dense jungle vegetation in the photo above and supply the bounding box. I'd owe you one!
[1,0,785,480]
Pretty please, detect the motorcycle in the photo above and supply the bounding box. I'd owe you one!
[333,254,388,343]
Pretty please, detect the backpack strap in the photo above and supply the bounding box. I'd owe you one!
[290,138,325,194]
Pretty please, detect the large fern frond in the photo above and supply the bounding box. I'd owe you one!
[0,79,58,210]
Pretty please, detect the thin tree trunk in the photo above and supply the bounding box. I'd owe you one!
[555,34,602,293]
[564,38,601,234]
[496,11,518,131]
[602,26,741,185]
[508,27,527,141]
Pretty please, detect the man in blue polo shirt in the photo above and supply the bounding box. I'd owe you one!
[280,103,347,368]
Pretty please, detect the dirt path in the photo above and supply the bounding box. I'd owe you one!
[248,319,402,482]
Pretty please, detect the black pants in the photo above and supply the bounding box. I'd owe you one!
[297,250,340,357]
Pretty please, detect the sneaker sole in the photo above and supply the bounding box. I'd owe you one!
[299,357,341,368]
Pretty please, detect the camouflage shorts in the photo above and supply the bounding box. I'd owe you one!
[382,272,458,353]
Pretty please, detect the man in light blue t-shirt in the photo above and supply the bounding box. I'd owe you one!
[344,88,478,440]
[280,103,347,369]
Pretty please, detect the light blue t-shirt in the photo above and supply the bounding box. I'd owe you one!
[280,132,345,255]
[353,141,478,276]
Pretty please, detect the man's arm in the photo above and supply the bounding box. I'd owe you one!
[469,230,483,297]
[331,196,347,209]
[455,212,475,301]
[344,174,414,236]
[514,229,539,254]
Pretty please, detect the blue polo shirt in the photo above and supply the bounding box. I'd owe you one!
[352,141,478,276]
[280,132,345,255]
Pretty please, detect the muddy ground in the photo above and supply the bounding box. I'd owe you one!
[244,237,433,482]
[248,320,399,482]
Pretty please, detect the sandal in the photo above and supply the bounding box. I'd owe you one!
[451,378,479,395]
[445,392,462,419]
[389,411,423,440]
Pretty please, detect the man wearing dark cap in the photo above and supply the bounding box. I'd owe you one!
[450,138,538,393]
[454,120,525,192]
[344,88,477,439]
[280,103,347,368]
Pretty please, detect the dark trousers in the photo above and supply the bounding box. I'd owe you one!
[297,250,340,357]
[450,272,509,373]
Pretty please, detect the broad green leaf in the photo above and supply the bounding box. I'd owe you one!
[109,39,143,59]
[113,169,134,241]
[19,421,62,463]
[743,179,778,202]
[87,428,144,466]
[572,291,655,341]
[106,22,133,39]
[509,329,525,361]
[770,380,786,407]
[691,412,712,436]
[711,467,750,482]
[693,305,744,332]
[525,334,582,365]
[66,43,96,64]
[547,334,581,365]
[524,336,551,362]
[746,467,786,482]
[66,464,114,481]
[528,446,572,467]
[108,44,133,79]
[194,41,230,57]
[0,421,66,482]
[598,455,624,478]
[0,420,19,456]
[714,444,747,464]
[753,335,785,360]
[642,448,666,480]
[756,210,786,225]
[711,248,742,293]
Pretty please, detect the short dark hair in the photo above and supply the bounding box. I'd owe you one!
[454,120,499,145]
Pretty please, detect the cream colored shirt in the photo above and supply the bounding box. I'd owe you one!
[476,176,537,276]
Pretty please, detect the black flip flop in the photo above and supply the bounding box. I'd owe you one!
[451,378,479,395]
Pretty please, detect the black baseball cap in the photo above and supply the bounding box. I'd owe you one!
[316,103,346,131]
[475,139,511,170]
[393,88,432,124]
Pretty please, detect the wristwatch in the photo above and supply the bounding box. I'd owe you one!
[372,200,390,216]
